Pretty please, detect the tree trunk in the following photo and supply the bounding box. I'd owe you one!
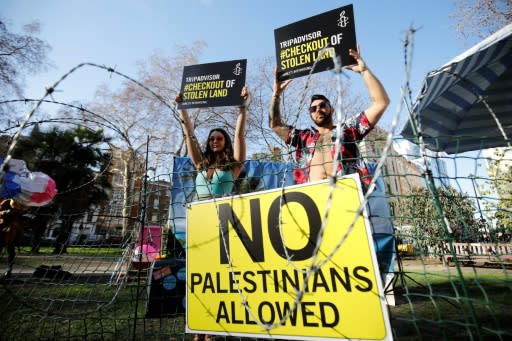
[30,216,49,254]
[53,218,72,254]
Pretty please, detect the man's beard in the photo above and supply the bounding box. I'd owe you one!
[312,113,333,127]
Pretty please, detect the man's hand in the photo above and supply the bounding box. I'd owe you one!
[344,46,368,74]
[273,67,293,96]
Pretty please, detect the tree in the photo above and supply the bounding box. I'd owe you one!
[74,41,208,237]
[71,42,371,239]
[0,18,51,119]
[482,148,512,240]
[12,124,112,253]
[451,0,511,44]
[401,186,481,256]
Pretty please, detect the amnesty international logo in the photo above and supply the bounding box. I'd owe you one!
[233,62,242,76]
[186,175,392,340]
[337,10,350,28]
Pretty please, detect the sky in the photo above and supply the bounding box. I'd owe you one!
[3,0,491,196]
[3,0,471,123]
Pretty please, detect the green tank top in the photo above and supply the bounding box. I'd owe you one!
[195,169,235,200]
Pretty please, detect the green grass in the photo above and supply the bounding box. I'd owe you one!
[389,269,512,340]
[17,245,125,257]
[0,281,188,341]
[2,246,125,270]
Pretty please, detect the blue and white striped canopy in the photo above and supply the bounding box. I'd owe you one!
[401,23,512,154]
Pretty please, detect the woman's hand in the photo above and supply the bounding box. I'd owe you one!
[240,85,250,108]
[174,93,183,105]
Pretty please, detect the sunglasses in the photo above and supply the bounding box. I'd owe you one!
[309,102,329,113]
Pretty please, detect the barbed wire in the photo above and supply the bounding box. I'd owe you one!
[0,99,127,139]
[204,31,416,331]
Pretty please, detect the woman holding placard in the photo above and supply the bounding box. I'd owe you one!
[174,85,249,201]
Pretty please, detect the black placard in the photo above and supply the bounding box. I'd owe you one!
[145,258,186,317]
[274,4,357,81]
[178,59,247,109]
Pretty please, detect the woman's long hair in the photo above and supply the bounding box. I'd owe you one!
[202,128,237,171]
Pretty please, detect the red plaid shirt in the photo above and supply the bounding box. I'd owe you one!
[286,111,373,189]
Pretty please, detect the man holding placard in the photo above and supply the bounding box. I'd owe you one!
[270,6,394,302]
[270,47,389,189]
[270,4,389,189]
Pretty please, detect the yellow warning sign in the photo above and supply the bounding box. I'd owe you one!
[186,175,391,340]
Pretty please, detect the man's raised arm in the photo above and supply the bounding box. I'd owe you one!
[269,67,293,141]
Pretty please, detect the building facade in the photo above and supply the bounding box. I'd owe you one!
[69,148,171,244]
